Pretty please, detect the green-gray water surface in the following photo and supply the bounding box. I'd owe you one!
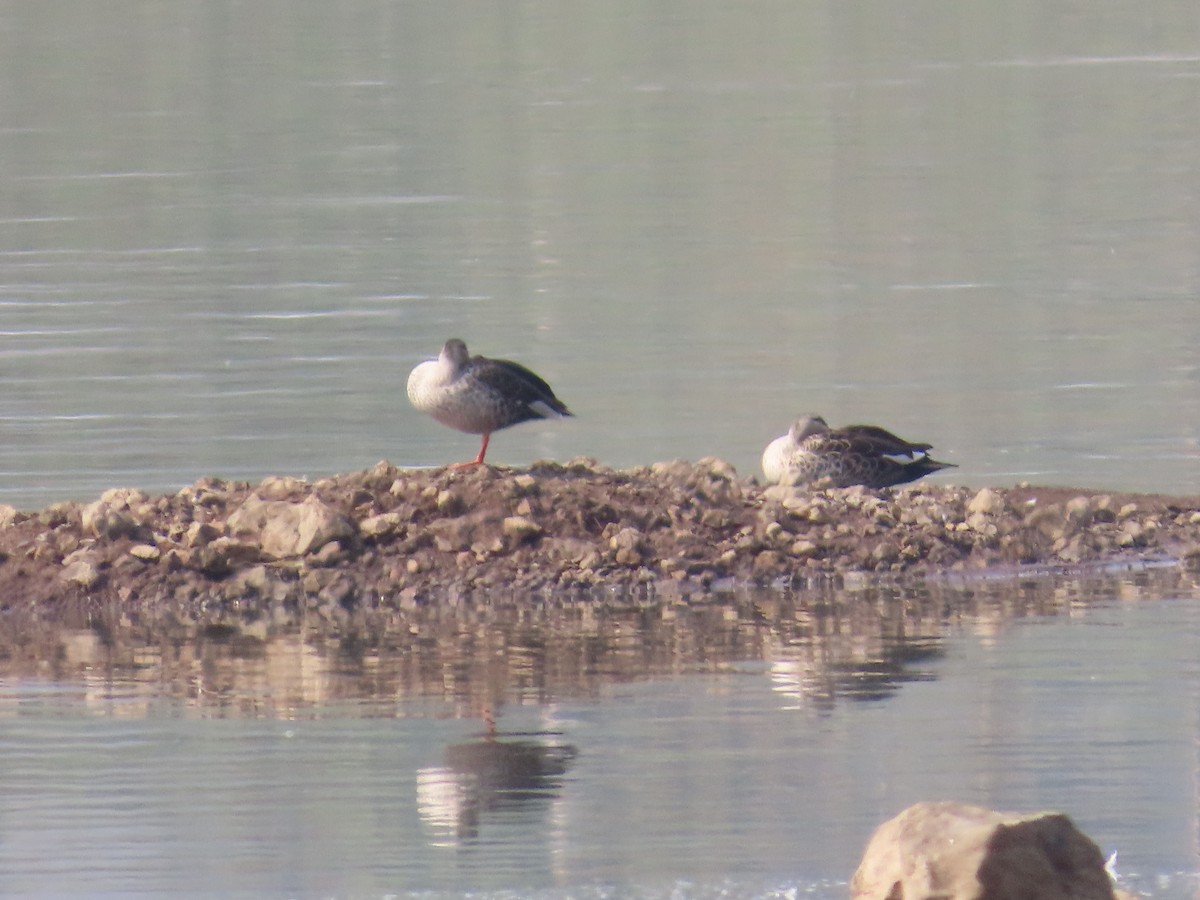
[2,1,1199,507]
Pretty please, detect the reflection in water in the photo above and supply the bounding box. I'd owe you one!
[769,635,943,710]
[0,566,1195,717]
[0,569,1198,899]
[418,731,577,845]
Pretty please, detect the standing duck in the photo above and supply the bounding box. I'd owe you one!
[762,414,955,489]
[407,338,573,467]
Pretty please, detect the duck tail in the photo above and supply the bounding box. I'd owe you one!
[910,457,956,477]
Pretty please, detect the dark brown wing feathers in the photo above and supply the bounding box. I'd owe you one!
[468,355,573,419]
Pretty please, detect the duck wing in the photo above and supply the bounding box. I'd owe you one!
[466,355,573,420]
[835,424,933,458]
[801,433,956,489]
[864,455,957,489]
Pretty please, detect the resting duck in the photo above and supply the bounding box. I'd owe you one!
[407,338,572,467]
[762,414,955,489]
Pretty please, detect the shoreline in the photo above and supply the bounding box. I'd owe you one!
[1,457,1199,613]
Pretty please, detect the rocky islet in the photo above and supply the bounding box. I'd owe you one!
[2,457,1200,613]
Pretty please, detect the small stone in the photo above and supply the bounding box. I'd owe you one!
[317,575,357,606]
[81,492,145,540]
[186,521,221,548]
[965,512,997,536]
[762,484,803,505]
[752,550,783,575]
[967,488,1005,516]
[234,565,274,593]
[178,478,228,507]
[1026,505,1069,541]
[610,528,646,566]
[359,512,404,539]
[427,517,475,553]
[362,460,400,489]
[697,456,737,480]
[129,544,161,562]
[0,505,20,529]
[188,545,232,577]
[436,489,466,516]
[301,570,328,593]
[211,536,260,564]
[609,526,644,553]
[1055,535,1087,562]
[801,501,830,524]
[60,557,102,589]
[790,539,819,558]
[39,502,78,528]
[872,506,897,527]
[433,534,460,553]
[257,475,309,500]
[512,474,539,494]
[870,541,898,566]
[650,459,693,480]
[99,487,149,506]
[502,516,542,542]
[1117,520,1145,548]
[1064,496,1093,526]
[614,547,643,566]
[310,540,345,566]
[841,484,870,503]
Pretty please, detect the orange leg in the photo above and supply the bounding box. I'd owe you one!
[450,432,490,469]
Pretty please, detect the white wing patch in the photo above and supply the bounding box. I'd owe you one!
[529,399,566,419]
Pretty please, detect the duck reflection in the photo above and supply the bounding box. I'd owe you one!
[416,723,577,845]
[769,635,945,710]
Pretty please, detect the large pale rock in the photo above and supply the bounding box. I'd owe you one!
[851,801,1124,900]
[227,493,355,559]
[261,496,354,559]
[225,493,277,536]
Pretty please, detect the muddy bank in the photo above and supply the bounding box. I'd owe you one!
[1,457,1199,613]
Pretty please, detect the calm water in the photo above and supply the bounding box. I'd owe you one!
[1,570,1199,898]
[1,2,1200,508]
[3,4,1200,898]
